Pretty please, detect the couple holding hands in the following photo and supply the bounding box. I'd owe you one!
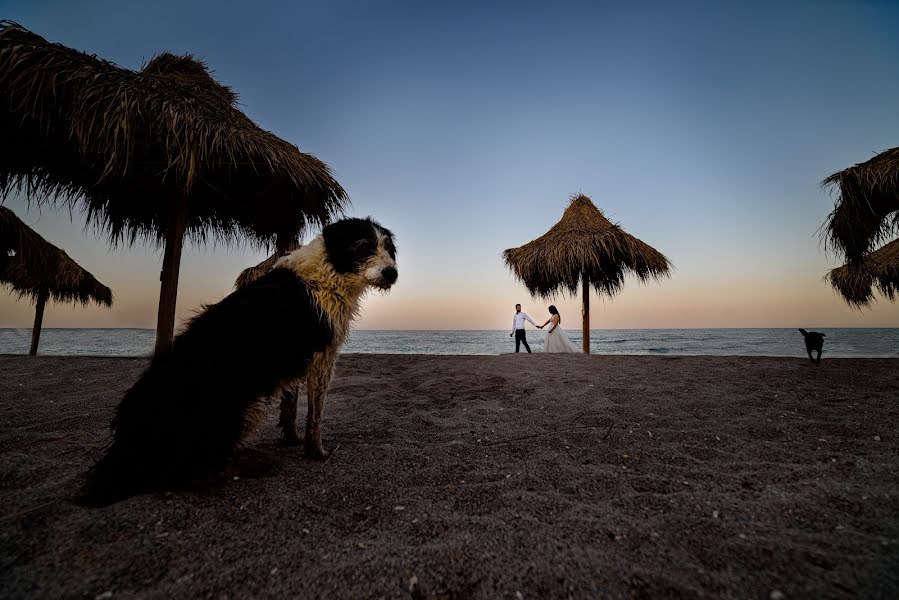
[510,303,580,354]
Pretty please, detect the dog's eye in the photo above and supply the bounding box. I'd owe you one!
[351,240,372,253]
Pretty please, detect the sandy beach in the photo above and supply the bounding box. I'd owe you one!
[1,354,897,598]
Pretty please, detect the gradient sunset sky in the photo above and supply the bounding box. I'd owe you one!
[2,0,898,330]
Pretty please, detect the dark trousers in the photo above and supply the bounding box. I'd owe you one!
[515,329,531,353]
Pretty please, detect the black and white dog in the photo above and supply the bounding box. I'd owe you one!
[83,218,397,505]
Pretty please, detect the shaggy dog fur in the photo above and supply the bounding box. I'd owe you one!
[82,218,397,506]
[799,328,825,364]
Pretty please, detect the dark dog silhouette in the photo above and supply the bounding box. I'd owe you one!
[798,329,825,364]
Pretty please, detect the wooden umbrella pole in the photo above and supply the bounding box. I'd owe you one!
[582,273,590,354]
[154,194,189,357]
[29,288,49,356]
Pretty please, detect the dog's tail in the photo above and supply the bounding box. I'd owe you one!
[77,441,146,507]
[76,376,168,507]
[77,364,240,506]
[798,328,808,337]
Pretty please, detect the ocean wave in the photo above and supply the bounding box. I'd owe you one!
[648,347,671,354]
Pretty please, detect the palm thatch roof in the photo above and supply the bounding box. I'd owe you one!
[827,238,899,307]
[821,147,899,262]
[0,206,112,306]
[0,21,347,248]
[234,241,301,289]
[503,194,671,299]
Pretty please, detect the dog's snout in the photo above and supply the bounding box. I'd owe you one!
[381,267,398,284]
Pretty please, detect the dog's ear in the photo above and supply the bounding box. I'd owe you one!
[798,328,808,336]
[820,333,826,337]
[377,224,397,259]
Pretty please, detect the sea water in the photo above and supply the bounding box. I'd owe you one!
[1,328,897,358]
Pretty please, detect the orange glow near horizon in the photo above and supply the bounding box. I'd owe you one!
[4,272,895,330]
[9,213,893,330]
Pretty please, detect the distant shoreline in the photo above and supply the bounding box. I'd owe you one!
[1,327,898,331]
[2,353,897,360]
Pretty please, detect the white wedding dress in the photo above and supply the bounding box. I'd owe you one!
[543,318,580,353]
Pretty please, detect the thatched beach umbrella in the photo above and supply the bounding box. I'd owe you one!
[503,194,671,353]
[0,207,112,355]
[0,22,347,355]
[822,147,899,262]
[826,238,899,307]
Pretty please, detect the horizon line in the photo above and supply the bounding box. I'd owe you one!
[1,326,897,331]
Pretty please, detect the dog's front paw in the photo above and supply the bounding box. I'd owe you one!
[304,440,330,461]
[281,428,304,446]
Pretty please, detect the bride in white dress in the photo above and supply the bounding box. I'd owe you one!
[538,305,580,353]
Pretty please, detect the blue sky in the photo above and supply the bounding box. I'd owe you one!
[1,0,898,329]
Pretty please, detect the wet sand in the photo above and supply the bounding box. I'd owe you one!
[1,354,897,598]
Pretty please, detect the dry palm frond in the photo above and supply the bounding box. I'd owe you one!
[827,238,899,307]
[503,194,671,299]
[0,207,112,306]
[0,21,347,250]
[234,241,302,289]
[821,147,899,262]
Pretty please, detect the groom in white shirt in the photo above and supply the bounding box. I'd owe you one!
[510,303,537,353]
